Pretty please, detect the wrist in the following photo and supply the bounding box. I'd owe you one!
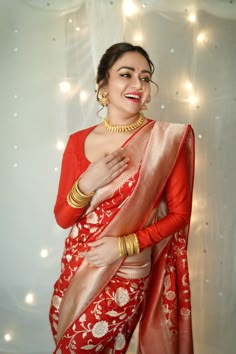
[118,233,140,257]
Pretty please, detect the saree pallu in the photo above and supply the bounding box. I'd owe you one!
[49,120,195,354]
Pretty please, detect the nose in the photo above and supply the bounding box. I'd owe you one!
[131,76,143,91]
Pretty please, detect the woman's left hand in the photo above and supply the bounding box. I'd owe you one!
[80,236,121,267]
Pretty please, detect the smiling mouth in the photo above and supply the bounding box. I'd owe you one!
[124,93,141,102]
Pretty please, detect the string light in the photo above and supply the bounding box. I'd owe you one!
[188,13,197,23]
[185,81,193,91]
[56,140,65,151]
[197,32,207,44]
[80,90,89,102]
[133,33,143,43]
[59,81,71,93]
[188,95,199,105]
[123,0,137,17]
[40,249,49,258]
[25,292,35,305]
[76,27,80,31]
[4,333,12,342]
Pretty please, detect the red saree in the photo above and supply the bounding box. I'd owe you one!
[49,120,195,353]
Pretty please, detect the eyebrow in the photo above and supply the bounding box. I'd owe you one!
[117,66,151,75]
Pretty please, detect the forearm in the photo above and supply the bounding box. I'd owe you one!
[136,210,190,250]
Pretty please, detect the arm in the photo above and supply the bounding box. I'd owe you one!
[136,145,191,250]
[54,136,87,229]
[54,135,130,229]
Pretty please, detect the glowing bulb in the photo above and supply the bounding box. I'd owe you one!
[133,33,143,43]
[4,333,12,342]
[68,18,73,23]
[59,81,71,93]
[76,27,80,31]
[25,292,34,304]
[123,0,137,17]
[188,95,199,105]
[56,140,65,151]
[40,249,48,258]
[185,81,193,91]
[188,13,197,23]
[197,32,207,44]
[80,90,88,102]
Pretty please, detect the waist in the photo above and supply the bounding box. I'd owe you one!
[116,247,151,279]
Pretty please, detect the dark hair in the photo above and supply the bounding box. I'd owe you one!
[96,42,155,88]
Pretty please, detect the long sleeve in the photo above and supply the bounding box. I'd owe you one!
[54,135,88,229]
[136,146,191,250]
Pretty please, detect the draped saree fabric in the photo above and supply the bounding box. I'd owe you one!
[49,120,194,353]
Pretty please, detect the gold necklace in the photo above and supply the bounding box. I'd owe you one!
[103,114,145,133]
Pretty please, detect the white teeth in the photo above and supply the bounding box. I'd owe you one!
[125,94,140,99]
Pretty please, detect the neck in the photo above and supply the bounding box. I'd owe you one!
[106,108,140,125]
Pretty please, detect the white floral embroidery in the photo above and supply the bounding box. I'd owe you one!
[52,295,62,309]
[180,308,191,317]
[65,254,72,262]
[86,212,99,224]
[114,332,126,350]
[115,287,130,307]
[70,224,79,238]
[92,320,109,338]
[166,291,176,301]
[79,313,86,322]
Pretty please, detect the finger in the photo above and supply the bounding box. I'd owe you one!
[88,239,104,247]
[105,148,125,164]
[110,162,129,179]
[110,157,129,172]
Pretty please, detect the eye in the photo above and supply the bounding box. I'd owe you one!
[120,73,131,78]
[140,77,151,83]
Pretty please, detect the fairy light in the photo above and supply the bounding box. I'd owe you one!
[4,333,12,342]
[123,0,137,17]
[133,33,143,43]
[59,81,71,93]
[80,90,89,102]
[197,32,207,44]
[188,13,197,23]
[185,81,193,91]
[56,140,65,151]
[188,95,199,105]
[25,292,35,304]
[40,249,49,258]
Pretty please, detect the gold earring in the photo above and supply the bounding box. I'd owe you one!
[98,91,109,106]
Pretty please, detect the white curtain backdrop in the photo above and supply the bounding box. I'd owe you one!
[0,1,236,353]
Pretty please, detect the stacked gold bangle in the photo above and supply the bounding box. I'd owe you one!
[67,180,95,208]
[118,233,140,257]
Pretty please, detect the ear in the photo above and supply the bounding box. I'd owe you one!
[97,79,108,93]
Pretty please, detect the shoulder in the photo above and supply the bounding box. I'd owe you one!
[64,125,97,153]
[70,125,97,140]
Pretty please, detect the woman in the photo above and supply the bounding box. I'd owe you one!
[49,42,195,354]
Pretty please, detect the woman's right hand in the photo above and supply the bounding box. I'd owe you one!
[78,148,129,194]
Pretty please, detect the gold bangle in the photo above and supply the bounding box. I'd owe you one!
[67,179,95,209]
[119,233,140,257]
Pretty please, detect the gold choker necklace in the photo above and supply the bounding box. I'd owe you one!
[103,114,145,133]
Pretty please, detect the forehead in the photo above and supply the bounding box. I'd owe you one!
[111,51,151,72]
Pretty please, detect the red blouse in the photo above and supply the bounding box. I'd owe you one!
[54,125,191,250]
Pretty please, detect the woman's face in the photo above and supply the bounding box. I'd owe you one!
[104,51,152,117]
